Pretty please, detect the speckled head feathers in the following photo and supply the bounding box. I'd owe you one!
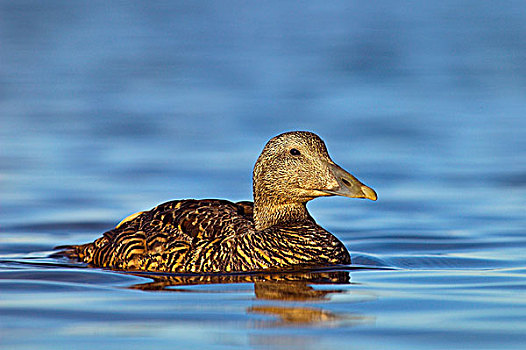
[261,131,331,159]
[252,131,376,230]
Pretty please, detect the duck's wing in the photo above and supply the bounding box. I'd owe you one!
[67,199,254,271]
[140,199,254,242]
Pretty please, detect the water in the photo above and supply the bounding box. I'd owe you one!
[1,1,526,349]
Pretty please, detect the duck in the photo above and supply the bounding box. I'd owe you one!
[60,131,377,273]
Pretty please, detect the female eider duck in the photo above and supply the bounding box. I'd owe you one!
[61,131,377,273]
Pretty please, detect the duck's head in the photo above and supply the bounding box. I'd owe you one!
[253,131,377,230]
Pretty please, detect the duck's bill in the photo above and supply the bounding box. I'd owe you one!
[323,163,377,201]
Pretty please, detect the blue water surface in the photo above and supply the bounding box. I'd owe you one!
[1,1,526,349]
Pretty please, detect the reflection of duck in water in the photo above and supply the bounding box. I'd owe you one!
[128,270,372,326]
[59,131,376,273]
[128,269,350,295]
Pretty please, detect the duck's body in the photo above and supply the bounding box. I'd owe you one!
[70,199,350,273]
[63,131,376,273]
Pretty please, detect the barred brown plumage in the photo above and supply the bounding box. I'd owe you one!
[57,131,377,273]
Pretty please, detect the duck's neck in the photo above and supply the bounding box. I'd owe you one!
[253,198,312,231]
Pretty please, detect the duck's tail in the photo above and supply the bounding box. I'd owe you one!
[51,243,92,262]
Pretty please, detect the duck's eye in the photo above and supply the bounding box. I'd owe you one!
[290,148,301,156]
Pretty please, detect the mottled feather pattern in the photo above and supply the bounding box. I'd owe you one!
[71,199,350,273]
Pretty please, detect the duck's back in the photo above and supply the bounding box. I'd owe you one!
[68,199,255,272]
